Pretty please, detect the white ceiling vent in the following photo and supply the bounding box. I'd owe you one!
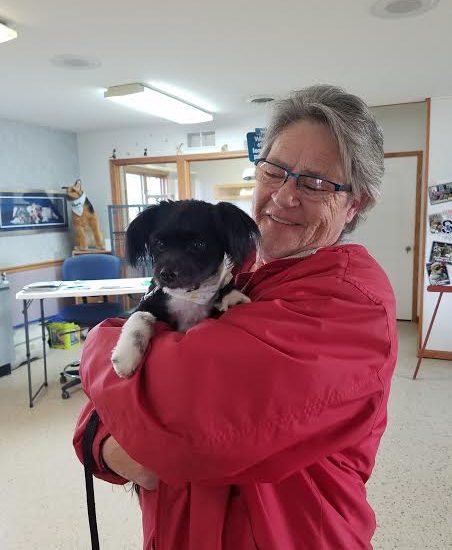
[187,131,216,148]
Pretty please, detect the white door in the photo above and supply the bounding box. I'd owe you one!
[352,155,419,320]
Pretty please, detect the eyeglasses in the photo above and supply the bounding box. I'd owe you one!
[254,158,352,194]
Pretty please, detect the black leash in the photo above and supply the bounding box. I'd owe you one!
[83,410,101,550]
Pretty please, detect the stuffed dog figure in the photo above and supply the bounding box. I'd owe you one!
[62,179,104,250]
[111,199,260,378]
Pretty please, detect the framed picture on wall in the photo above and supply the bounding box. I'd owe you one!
[426,261,450,286]
[429,241,452,265]
[428,182,452,205]
[429,210,452,238]
[0,192,68,231]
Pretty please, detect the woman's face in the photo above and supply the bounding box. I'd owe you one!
[253,120,359,263]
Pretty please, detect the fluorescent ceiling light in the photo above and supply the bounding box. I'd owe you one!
[0,22,17,44]
[104,83,213,124]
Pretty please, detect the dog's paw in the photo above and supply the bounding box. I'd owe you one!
[111,347,141,378]
[216,289,251,312]
[111,311,155,378]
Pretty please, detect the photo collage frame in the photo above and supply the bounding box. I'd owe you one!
[426,182,452,286]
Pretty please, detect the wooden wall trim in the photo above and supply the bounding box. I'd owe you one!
[1,259,64,273]
[110,159,122,204]
[110,150,250,205]
[413,152,423,322]
[124,166,170,177]
[372,100,426,109]
[418,98,431,352]
[111,155,178,166]
[176,156,191,199]
[384,151,423,158]
[181,150,247,161]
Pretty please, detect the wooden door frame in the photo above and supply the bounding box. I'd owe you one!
[384,151,423,322]
[110,149,423,322]
[110,150,248,203]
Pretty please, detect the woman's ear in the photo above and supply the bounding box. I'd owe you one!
[126,202,169,267]
[345,198,361,224]
[213,202,261,266]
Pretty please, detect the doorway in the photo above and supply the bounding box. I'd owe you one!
[352,152,422,321]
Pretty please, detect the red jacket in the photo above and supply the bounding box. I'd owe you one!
[73,244,397,550]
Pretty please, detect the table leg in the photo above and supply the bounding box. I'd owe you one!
[40,299,48,387]
[23,299,33,407]
[413,291,443,380]
[22,298,48,407]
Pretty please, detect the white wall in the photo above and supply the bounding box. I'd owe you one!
[372,102,426,153]
[421,97,452,352]
[77,116,264,236]
[77,104,427,234]
[0,119,79,268]
[191,157,254,216]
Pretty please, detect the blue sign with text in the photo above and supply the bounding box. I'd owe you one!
[246,128,266,162]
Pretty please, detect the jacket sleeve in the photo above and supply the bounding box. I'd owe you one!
[79,280,394,487]
[73,398,128,485]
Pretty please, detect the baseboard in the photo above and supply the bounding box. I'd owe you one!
[0,363,11,377]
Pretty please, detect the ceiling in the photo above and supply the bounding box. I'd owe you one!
[1,0,450,133]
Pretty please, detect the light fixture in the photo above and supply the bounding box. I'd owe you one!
[104,83,213,124]
[242,166,256,181]
[0,21,17,44]
[370,0,439,18]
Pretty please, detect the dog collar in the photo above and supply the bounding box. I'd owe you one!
[71,192,87,217]
[162,260,233,305]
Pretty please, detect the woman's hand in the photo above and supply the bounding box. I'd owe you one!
[102,435,158,491]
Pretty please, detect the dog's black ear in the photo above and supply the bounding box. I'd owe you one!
[126,202,170,267]
[213,202,260,266]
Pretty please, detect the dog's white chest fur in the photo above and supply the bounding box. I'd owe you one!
[167,295,212,332]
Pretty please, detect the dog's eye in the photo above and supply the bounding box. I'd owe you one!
[153,239,165,251]
[191,240,206,250]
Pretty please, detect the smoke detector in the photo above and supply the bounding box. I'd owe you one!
[247,94,275,105]
[370,0,439,18]
[50,54,102,70]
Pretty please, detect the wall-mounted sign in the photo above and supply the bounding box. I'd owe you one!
[246,128,266,162]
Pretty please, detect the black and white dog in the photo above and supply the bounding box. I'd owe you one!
[111,199,260,378]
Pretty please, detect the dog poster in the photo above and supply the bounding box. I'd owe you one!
[428,182,452,205]
[0,192,68,231]
[428,210,452,239]
[426,261,450,286]
[429,241,452,265]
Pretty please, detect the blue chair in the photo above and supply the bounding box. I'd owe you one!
[59,254,124,398]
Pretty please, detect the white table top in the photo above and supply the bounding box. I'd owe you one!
[16,277,151,300]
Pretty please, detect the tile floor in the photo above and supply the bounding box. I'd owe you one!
[0,322,450,549]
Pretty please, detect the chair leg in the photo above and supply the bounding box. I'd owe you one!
[61,376,81,399]
[413,292,443,380]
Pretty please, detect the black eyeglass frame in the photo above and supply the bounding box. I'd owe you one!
[254,158,352,193]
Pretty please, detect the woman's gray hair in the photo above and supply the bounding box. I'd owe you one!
[260,84,384,232]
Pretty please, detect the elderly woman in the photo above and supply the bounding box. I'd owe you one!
[74,84,397,550]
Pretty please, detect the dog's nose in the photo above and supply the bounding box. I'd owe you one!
[159,267,177,284]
